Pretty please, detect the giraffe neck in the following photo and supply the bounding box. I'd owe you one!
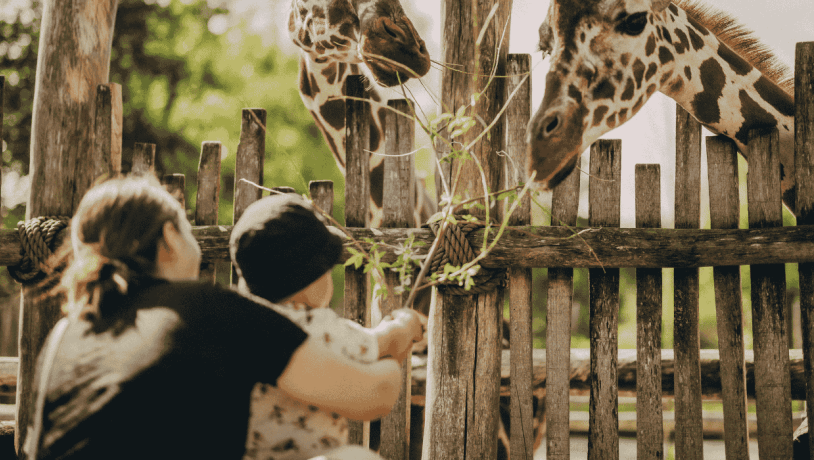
[656,3,795,204]
[297,53,393,226]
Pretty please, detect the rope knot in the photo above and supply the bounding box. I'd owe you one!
[423,214,505,296]
[9,216,71,284]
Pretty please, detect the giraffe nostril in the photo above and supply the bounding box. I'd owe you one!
[545,116,560,135]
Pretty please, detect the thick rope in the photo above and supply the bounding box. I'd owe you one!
[9,216,71,284]
[425,216,506,296]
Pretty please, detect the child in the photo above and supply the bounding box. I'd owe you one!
[230,193,422,460]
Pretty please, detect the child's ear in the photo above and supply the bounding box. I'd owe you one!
[160,221,183,259]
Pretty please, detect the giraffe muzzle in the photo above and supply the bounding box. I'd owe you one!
[526,100,588,190]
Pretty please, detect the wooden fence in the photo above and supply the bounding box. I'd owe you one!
[1,28,814,460]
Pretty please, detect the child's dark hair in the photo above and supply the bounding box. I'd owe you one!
[61,176,185,320]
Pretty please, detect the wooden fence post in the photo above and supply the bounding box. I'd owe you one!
[546,157,581,460]
[673,105,704,459]
[422,0,511,458]
[132,142,156,176]
[379,98,414,460]
[232,108,266,284]
[15,0,119,452]
[635,164,663,460]
[344,75,371,447]
[0,75,13,359]
[196,142,222,283]
[795,40,814,460]
[748,127,792,460]
[634,164,664,457]
[504,53,533,460]
[587,139,621,460]
[162,174,186,209]
[309,181,334,218]
[707,135,750,459]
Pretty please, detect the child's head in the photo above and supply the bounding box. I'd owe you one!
[230,193,344,306]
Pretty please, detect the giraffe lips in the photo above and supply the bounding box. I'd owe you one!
[364,57,414,87]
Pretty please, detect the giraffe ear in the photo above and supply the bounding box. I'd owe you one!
[651,0,671,12]
[538,15,554,55]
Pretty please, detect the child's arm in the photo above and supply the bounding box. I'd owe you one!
[276,336,402,421]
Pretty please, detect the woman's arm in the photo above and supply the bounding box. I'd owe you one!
[275,336,402,421]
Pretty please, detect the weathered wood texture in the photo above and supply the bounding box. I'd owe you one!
[131,142,156,176]
[634,165,663,460]
[747,128,792,460]
[233,109,266,224]
[588,140,621,460]
[196,142,221,283]
[344,76,371,447]
[546,159,581,460]
[17,0,120,452]
[1,221,814,270]
[0,76,12,360]
[706,135,750,460]
[309,181,334,218]
[673,105,703,460]
[796,41,814,460]
[379,99,414,460]
[162,174,185,209]
[78,83,122,200]
[423,0,511,458]
[231,108,266,285]
[505,53,533,460]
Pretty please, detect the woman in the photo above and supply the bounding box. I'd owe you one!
[25,176,421,459]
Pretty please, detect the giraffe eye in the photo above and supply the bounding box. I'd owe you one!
[617,12,648,36]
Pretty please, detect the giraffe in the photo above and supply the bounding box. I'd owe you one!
[525,0,796,212]
[287,0,434,228]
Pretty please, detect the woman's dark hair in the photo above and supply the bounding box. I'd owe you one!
[61,175,185,320]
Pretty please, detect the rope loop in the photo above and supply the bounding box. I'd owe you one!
[9,216,71,284]
[423,214,505,296]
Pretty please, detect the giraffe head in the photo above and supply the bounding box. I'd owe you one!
[526,0,679,188]
[290,0,431,86]
[355,0,431,87]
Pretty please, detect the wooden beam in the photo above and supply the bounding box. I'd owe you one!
[1,224,814,269]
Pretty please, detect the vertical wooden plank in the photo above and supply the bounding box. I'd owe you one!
[131,142,156,176]
[309,180,334,218]
[587,139,621,460]
[379,98,414,460]
[233,108,266,224]
[423,0,510,457]
[747,128,793,460]
[161,174,185,210]
[546,161,580,460]
[196,142,221,284]
[232,108,266,285]
[0,75,12,359]
[16,0,119,452]
[505,53,533,460]
[674,105,704,460]
[706,135,750,460]
[344,75,371,447]
[634,164,663,460]
[795,41,814,460]
[79,83,122,204]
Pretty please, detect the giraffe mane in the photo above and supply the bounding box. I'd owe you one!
[674,0,793,95]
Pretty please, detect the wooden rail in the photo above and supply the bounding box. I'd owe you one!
[4,224,814,269]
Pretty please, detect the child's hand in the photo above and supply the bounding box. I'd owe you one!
[375,309,425,362]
